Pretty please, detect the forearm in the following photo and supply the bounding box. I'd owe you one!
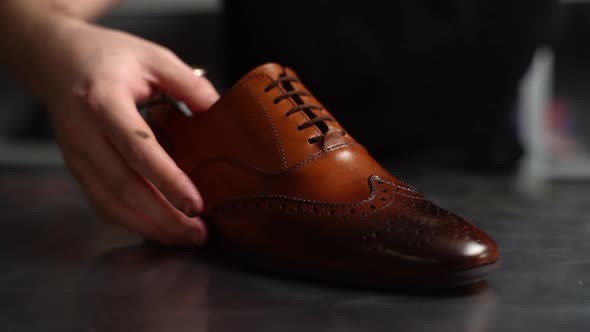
[0,0,121,92]
[0,0,121,25]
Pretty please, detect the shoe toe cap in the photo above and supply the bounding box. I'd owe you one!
[370,197,499,271]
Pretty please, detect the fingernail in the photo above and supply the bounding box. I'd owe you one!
[185,206,203,219]
[184,208,199,218]
[205,93,220,108]
[179,197,203,218]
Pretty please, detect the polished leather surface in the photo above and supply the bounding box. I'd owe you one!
[3,169,590,332]
[147,63,499,288]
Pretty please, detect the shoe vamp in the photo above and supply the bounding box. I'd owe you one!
[191,143,412,208]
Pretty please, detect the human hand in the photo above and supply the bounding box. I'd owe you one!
[41,18,218,246]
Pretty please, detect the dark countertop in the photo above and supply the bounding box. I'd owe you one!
[0,167,589,332]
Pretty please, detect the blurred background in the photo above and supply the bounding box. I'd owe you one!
[0,0,588,190]
[1,3,590,331]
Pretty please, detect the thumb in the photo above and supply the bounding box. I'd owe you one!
[146,49,220,113]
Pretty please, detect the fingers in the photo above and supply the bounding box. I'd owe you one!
[60,128,207,246]
[144,48,220,113]
[91,89,204,218]
[64,148,177,245]
[135,174,208,245]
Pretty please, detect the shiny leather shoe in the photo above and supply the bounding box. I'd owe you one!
[146,63,499,289]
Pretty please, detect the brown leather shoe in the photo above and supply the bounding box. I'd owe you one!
[146,63,499,289]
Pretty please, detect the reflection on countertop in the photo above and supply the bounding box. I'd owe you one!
[77,243,497,332]
[0,169,589,332]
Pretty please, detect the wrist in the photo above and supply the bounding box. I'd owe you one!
[0,0,120,22]
[0,5,87,95]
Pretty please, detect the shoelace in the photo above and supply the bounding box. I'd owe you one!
[264,75,342,144]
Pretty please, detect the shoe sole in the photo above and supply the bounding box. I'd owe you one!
[209,244,501,291]
[291,259,502,290]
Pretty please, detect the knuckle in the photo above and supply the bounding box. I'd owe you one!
[78,79,112,113]
[111,134,153,169]
[122,141,151,168]
[129,155,185,196]
[148,174,197,213]
[155,46,179,62]
[125,129,157,157]
[187,76,209,92]
[172,194,200,217]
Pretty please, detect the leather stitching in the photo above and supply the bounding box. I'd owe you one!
[214,176,425,214]
[243,74,289,171]
[257,195,397,220]
[286,142,354,173]
[190,143,358,178]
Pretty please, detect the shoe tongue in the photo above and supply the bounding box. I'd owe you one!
[323,129,348,149]
[238,63,287,81]
[236,63,343,149]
